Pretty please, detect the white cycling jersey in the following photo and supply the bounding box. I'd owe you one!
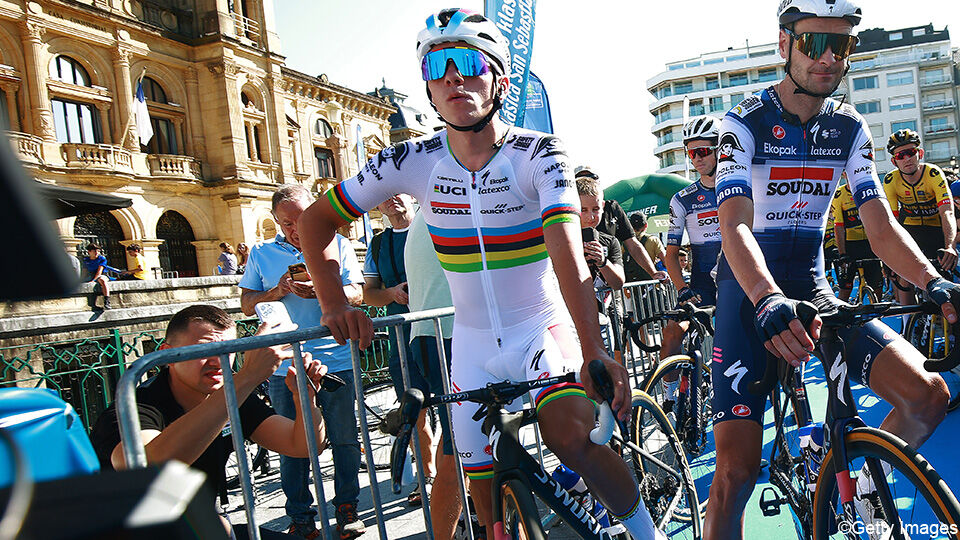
[327,127,579,335]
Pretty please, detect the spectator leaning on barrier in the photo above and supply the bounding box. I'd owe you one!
[119,244,147,280]
[403,209,461,538]
[82,243,111,309]
[361,194,439,507]
[89,304,327,538]
[238,184,366,540]
[237,242,249,273]
[573,165,666,283]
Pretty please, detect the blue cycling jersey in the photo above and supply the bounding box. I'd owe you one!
[714,86,885,285]
[667,181,721,295]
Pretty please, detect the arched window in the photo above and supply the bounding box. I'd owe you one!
[139,77,179,155]
[49,55,100,143]
[240,89,265,162]
[157,211,198,277]
[141,76,167,104]
[49,56,90,86]
[241,91,254,108]
[315,118,333,138]
[74,212,126,270]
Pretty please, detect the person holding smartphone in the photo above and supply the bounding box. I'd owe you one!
[238,184,366,540]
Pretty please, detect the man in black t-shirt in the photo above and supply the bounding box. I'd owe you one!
[90,305,327,536]
[574,166,666,282]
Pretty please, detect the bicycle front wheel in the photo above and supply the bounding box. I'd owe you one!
[812,427,960,539]
[500,479,546,540]
[639,355,712,518]
[361,380,398,471]
[629,390,703,538]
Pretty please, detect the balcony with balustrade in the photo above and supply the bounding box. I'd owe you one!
[926,147,958,162]
[146,154,202,181]
[6,131,44,166]
[923,123,958,138]
[920,73,953,88]
[60,143,134,174]
[921,98,955,112]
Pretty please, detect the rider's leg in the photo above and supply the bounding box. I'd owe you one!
[658,320,690,410]
[863,340,948,448]
[704,420,763,540]
[538,394,660,539]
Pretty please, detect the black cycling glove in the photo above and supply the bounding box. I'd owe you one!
[754,293,802,341]
[925,277,960,308]
[677,286,699,305]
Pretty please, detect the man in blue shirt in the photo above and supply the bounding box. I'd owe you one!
[239,184,365,539]
[82,243,112,309]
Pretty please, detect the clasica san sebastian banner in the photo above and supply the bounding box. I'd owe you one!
[485,0,537,126]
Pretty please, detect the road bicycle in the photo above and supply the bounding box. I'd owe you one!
[625,303,715,523]
[390,360,702,539]
[753,301,960,539]
[838,256,883,306]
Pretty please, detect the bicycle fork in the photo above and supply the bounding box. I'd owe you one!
[485,408,615,540]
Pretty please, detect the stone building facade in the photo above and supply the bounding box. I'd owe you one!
[0,0,395,276]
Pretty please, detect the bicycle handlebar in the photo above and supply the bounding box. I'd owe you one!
[389,360,621,491]
[748,301,820,397]
[624,304,716,353]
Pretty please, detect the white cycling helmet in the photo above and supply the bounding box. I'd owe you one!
[777,0,862,27]
[682,116,720,144]
[416,9,511,76]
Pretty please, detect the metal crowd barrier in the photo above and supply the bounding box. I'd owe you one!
[115,307,454,540]
[113,279,708,540]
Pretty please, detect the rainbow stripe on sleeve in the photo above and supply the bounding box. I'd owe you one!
[541,204,579,229]
[326,184,364,222]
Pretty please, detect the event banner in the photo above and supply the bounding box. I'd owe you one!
[485,0,537,126]
[521,71,553,133]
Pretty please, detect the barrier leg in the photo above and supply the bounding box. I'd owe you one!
[434,319,474,540]
[351,341,389,540]
[397,324,435,540]
[292,343,333,540]
[219,354,261,540]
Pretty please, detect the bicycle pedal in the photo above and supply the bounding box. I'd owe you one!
[758,486,785,516]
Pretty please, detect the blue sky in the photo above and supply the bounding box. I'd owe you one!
[274,1,960,184]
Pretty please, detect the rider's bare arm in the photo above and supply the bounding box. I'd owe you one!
[664,245,686,291]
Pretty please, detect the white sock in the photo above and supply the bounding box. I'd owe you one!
[857,461,894,494]
[610,491,664,540]
[663,380,679,402]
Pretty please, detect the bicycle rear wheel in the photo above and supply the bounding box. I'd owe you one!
[500,479,547,540]
[361,380,397,471]
[812,427,960,540]
[639,355,712,519]
[629,390,703,538]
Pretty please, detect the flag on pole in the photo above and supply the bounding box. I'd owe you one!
[521,71,554,134]
[133,76,154,146]
[485,0,538,126]
[356,124,374,246]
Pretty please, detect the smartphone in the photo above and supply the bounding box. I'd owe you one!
[254,301,298,332]
[288,262,309,282]
[318,372,347,392]
[581,227,598,243]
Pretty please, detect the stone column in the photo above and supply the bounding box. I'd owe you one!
[3,84,20,131]
[20,19,55,140]
[212,59,250,178]
[191,239,223,276]
[172,118,184,155]
[114,47,137,150]
[119,239,162,278]
[183,67,204,159]
[96,103,112,144]
[245,121,256,160]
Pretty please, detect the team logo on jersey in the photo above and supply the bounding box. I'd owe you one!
[531,136,566,161]
[415,135,443,154]
[718,132,744,163]
[378,142,409,171]
[697,194,706,202]
[859,140,874,161]
[732,404,751,417]
[772,125,785,140]
[507,134,535,151]
[435,184,466,196]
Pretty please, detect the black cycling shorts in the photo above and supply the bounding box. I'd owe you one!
[904,225,945,260]
[711,277,900,426]
[838,240,883,294]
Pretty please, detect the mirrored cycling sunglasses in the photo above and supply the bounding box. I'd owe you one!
[687,147,716,159]
[894,147,920,160]
[421,47,491,81]
[784,28,859,61]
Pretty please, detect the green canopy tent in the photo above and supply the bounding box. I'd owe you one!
[604,173,691,234]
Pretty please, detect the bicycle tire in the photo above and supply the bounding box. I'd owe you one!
[812,427,960,540]
[225,441,269,491]
[500,479,547,540]
[629,390,703,537]
[638,355,712,519]
[361,380,397,471]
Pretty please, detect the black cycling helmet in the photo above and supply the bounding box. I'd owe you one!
[886,129,921,153]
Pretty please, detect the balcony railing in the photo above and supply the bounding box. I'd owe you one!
[850,52,949,72]
[232,13,260,42]
[147,154,202,180]
[923,123,958,136]
[926,148,958,162]
[61,143,133,173]
[920,75,953,87]
[921,99,955,111]
[6,131,44,165]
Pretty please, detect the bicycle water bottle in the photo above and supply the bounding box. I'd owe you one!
[797,423,825,492]
[551,465,610,527]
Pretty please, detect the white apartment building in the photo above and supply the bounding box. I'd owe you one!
[648,24,960,178]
